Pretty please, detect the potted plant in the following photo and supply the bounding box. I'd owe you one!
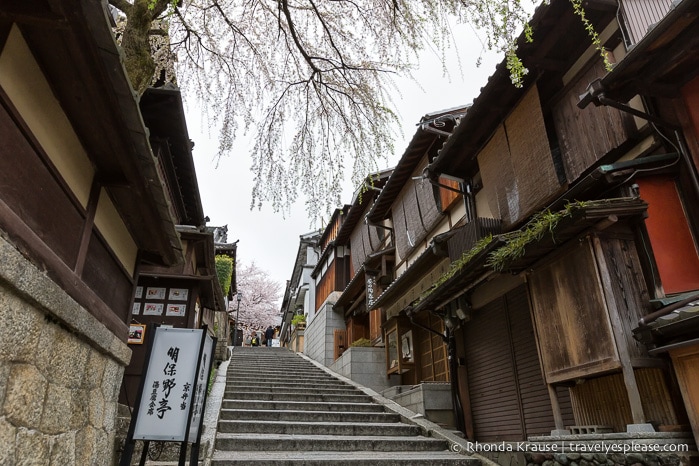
[291,313,306,329]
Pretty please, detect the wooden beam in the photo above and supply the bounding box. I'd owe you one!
[547,384,567,431]
[0,197,129,339]
[74,178,101,276]
[592,235,647,425]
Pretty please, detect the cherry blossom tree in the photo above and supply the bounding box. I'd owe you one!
[232,261,283,333]
[108,0,534,218]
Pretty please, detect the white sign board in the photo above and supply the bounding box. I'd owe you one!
[187,333,214,443]
[133,327,203,441]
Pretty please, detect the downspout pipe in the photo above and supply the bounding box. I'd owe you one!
[578,79,699,202]
[578,81,699,327]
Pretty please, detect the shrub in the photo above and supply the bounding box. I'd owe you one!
[350,338,372,347]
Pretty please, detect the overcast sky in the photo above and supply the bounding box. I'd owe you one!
[185,24,505,290]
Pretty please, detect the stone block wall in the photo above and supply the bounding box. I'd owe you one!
[329,347,396,392]
[382,383,455,428]
[0,235,131,465]
[304,293,344,367]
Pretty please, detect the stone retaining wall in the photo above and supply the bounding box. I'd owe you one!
[0,235,131,465]
[330,346,396,392]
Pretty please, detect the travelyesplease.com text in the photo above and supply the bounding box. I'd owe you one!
[451,441,689,455]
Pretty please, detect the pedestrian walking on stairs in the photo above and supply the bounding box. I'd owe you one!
[264,325,275,347]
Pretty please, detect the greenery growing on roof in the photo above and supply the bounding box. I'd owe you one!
[416,201,592,306]
[291,314,307,327]
[417,234,494,304]
[350,338,373,348]
[487,201,589,271]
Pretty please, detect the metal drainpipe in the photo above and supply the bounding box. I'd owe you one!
[583,90,699,325]
[594,94,699,202]
[446,325,466,434]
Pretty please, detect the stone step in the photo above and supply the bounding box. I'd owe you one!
[227,359,321,365]
[227,369,335,378]
[227,367,329,375]
[223,391,372,403]
[217,420,421,436]
[227,364,337,372]
[227,361,327,367]
[226,374,347,383]
[226,386,361,396]
[221,399,385,412]
[218,408,402,423]
[225,379,350,389]
[211,451,478,465]
[215,433,449,452]
[216,349,478,466]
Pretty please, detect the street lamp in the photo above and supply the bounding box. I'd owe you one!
[232,292,242,349]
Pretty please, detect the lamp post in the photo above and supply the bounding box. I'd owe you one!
[232,292,242,349]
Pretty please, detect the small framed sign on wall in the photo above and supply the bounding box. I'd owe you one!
[128,324,146,345]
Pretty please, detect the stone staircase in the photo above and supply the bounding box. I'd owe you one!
[211,347,478,465]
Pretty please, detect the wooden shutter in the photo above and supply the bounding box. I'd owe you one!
[464,297,523,441]
[463,285,573,441]
[506,287,568,437]
[334,329,347,360]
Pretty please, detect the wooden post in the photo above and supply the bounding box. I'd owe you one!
[547,384,567,431]
[592,236,647,425]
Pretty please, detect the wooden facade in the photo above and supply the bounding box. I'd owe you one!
[569,368,679,432]
[313,206,351,312]
[669,344,699,447]
[414,312,448,383]
[478,85,562,227]
[402,0,698,442]
[0,2,204,461]
[285,0,699,446]
[121,228,225,407]
[462,286,575,441]
[118,88,225,407]
[552,57,635,184]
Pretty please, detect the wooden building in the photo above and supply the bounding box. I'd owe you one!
[0,1,187,463]
[418,0,697,443]
[291,0,699,447]
[303,207,352,366]
[279,230,321,352]
[332,169,393,351]
[120,86,227,408]
[598,0,699,448]
[364,107,472,388]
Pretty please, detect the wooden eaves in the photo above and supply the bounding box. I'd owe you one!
[1,0,184,266]
[411,198,649,315]
[427,0,618,179]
